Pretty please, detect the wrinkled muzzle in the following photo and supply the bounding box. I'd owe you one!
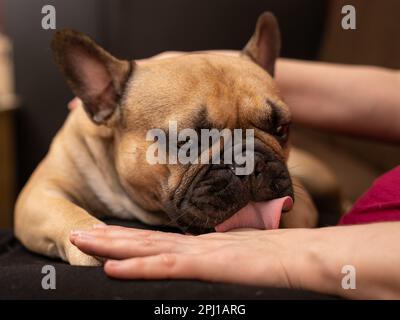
[168,145,294,234]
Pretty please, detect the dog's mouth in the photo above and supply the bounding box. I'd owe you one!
[167,146,294,234]
[170,195,293,234]
[214,196,293,232]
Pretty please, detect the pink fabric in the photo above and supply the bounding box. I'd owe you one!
[339,166,400,225]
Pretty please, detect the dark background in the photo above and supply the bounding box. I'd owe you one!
[4,0,327,189]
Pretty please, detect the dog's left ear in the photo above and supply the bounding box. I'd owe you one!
[51,29,133,124]
[243,12,281,77]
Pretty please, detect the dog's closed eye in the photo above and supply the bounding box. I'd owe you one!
[274,123,290,143]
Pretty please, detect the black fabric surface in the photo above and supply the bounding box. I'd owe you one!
[0,219,336,300]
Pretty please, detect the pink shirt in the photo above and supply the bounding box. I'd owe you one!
[339,166,400,225]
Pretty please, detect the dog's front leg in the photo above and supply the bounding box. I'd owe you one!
[15,189,103,266]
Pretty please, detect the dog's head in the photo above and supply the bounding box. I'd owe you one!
[52,12,293,233]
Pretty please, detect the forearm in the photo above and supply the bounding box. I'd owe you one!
[276,59,400,141]
[295,222,400,299]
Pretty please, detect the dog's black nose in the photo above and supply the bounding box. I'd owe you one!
[247,151,293,201]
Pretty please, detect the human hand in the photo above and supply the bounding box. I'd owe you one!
[70,225,315,289]
[67,97,81,110]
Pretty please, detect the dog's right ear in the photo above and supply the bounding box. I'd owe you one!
[51,29,134,124]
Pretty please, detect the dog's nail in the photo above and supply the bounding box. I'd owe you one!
[93,224,106,229]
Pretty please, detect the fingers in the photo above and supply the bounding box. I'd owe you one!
[70,230,187,259]
[68,225,266,284]
[70,225,250,260]
[104,253,214,280]
[85,225,190,242]
[69,225,251,264]
[68,97,81,110]
[103,250,244,282]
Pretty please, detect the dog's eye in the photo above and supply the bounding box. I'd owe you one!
[274,124,290,142]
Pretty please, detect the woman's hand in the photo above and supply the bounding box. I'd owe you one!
[70,225,315,289]
[68,97,81,110]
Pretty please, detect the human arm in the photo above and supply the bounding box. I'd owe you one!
[275,59,400,142]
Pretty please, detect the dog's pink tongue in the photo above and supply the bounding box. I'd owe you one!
[215,196,293,232]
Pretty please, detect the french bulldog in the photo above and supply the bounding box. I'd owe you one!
[15,12,320,266]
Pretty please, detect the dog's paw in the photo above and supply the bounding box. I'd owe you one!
[65,242,102,266]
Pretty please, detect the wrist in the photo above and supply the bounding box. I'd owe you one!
[284,227,342,296]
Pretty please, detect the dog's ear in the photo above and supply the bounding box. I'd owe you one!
[243,12,281,77]
[51,29,133,124]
